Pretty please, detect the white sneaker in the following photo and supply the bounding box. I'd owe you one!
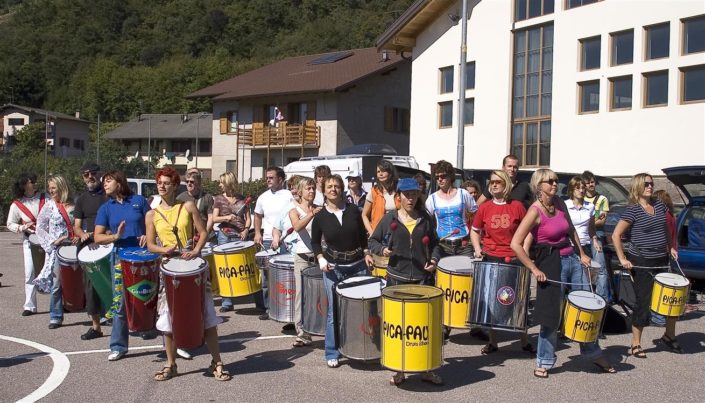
[326,359,340,368]
[176,348,192,360]
[107,350,126,361]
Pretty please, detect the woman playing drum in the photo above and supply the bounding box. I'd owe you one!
[612,173,681,356]
[470,170,534,355]
[311,174,369,369]
[145,167,231,381]
[511,169,615,378]
[367,178,443,386]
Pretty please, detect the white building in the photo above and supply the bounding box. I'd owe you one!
[376,0,705,176]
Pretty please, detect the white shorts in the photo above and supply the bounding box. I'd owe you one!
[156,280,222,333]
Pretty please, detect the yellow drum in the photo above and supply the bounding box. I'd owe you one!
[435,256,474,328]
[201,245,218,297]
[372,255,388,278]
[381,285,443,373]
[562,290,606,343]
[212,241,260,297]
[651,273,690,317]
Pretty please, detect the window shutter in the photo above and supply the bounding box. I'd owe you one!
[219,113,228,134]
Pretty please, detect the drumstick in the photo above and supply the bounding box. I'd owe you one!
[440,228,460,241]
[387,219,398,246]
[271,227,295,251]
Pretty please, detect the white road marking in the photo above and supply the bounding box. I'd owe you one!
[63,334,295,356]
[0,334,70,403]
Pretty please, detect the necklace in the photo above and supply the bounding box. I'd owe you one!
[539,199,555,215]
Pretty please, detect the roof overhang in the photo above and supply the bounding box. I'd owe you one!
[375,0,456,53]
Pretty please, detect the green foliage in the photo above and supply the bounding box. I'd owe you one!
[201,178,267,201]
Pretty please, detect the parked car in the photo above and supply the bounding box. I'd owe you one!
[127,178,186,208]
[663,166,705,287]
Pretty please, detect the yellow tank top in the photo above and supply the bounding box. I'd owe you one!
[403,220,417,234]
[153,202,192,248]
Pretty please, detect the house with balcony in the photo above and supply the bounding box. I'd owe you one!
[187,47,411,181]
[104,113,214,179]
[1,103,90,157]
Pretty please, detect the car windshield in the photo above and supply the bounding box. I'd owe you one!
[682,183,705,198]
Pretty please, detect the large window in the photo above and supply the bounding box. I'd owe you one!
[464,99,475,125]
[610,76,633,110]
[579,80,600,113]
[8,118,24,126]
[580,36,601,71]
[645,23,669,60]
[681,65,705,103]
[515,0,554,22]
[440,66,453,94]
[73,139,85,150]
[198,139,212,155]
[466,62,476,90]
[683,15,705,54]
[225,160,237,173]
[512,24,553,166]
[384,106,410,133]
[228,111,238,132]
[438,101,453,128]
[643,71,668,107]
[566,0,600,9]
[611,30,634,66]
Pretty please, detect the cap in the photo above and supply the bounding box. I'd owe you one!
[81,162,100,172]
[397,178,420,192]
[345,171,362,179]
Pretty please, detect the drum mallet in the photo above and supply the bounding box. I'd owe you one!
[271,227,295,251]
[385,219,399,252]
[422,235,431,265]
[235,196,253,215]
[439,228,460,241]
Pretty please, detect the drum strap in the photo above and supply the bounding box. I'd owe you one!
[154,203,185,250]
[56,202,75,239]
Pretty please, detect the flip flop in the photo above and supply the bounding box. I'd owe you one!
[533,368,548,379]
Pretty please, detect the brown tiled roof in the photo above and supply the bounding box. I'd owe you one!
[187,47,406,100]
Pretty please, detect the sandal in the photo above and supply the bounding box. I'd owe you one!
[521,342,537,355]
[389,372,405,386]
[593,359,617,374]
[292,339,306,348]
[208,360,232,381]
[655,335,684,354]
[481,343,498,355]
[421,371,443,385]
[630,345,647,358]
[533,368,548,379]
[154,363,177,381]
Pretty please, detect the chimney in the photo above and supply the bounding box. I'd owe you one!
[75,111,80,119]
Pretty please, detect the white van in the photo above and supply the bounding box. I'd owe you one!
[127,178,187,208]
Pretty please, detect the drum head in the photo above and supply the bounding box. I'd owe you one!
[382,284,442,300]
[567,290,606,310]
[117,247,159,263]
[28,233,40,245]
[269,254,294,267]
[655,272,689,287]
[78,244,114,263]
[255,249,279,258]
[57,245,78,262]
[372,255,389,266]
[336,276,385,299]
[201,245,214,256]
[161,257,206,276]
[213,241,254,253]
[437,255,474,274]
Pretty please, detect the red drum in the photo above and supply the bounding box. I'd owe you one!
[161,257,207,349]
[118,247,161,332]
[57,245,85,312]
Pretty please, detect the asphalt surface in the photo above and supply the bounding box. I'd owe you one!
[1,230,704,402]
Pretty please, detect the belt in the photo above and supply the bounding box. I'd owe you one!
[297,253,316,263]
[324,247,363,263]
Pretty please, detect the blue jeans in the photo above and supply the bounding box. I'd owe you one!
[586,242,611,303]
[49,259,63,323]
[323,259,368,361]
[536,254,603,369]
[110,252,129,353]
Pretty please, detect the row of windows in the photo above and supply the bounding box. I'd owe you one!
[515,0,602,22]
[578,64,705,113]
[439,62,476,94]
[580,15,705,71]
[7,118,25,126]
[57,138,85,151]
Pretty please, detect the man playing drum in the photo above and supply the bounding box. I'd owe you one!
[145,167,231,381]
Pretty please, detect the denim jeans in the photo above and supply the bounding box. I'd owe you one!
[536,254,603,368]
[109,251,129,353]
[322,259,368,361]
[48,258,63,323]
[586,242,611,303]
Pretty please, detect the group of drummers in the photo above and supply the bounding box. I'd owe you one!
[6,154,689,384]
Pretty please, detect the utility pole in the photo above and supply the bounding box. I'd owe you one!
[147,117,151,177]
[44,112,48,187]
[97,113,101,165]
[456,0,469,170]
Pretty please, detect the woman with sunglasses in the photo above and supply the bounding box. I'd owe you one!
[470,170,534,355]
[612,173,680,357]
[511,169,614,378]
[6,173,46,316]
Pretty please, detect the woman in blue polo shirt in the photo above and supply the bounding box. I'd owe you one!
[94,170,150,362]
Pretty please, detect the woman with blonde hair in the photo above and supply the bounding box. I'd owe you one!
[613,174,680,357]
[34,175,76,329]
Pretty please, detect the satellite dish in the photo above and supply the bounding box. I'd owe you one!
[185,149,191,159]
[134,151,140,158]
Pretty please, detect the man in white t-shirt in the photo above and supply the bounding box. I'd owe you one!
[253,166,293,320]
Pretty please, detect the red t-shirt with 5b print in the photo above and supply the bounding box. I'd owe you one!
[471,200,526,258]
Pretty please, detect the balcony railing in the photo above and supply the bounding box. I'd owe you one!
[234,124,320,149]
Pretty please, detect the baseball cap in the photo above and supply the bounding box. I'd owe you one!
[81,162,100,172]
[397,178,420,192]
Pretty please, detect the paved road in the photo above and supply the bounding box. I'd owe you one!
[1,231,704,402]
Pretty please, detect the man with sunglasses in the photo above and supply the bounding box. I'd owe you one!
[177,169,215,243]
[73,162,109,340]
[477,154,533,209]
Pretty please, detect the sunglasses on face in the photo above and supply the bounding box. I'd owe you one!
[489,180,504,186]
[82,171,97,178]
[541,179,558,186]
[644,181,654,188]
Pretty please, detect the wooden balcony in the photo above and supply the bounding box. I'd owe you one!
[233,124,320,150]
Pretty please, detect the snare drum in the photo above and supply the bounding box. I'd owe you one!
[118,247,160,332]
[201,245,218,296]
[212,241,260,297]
[371,255,388,278]
[436,256,475,329]
[57,245,85,312]
[268,254,296,323]
[335,276,386,361]
[381,285,443,373]
[651,273,690,317]
[78,244,114,311]
[28,234,45,277]
[562,290,606,343]
[161,257,207,349]
[467,261,530,332]
[302,266,327,336]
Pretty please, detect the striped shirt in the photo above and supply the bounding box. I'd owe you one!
[621,200,669,259]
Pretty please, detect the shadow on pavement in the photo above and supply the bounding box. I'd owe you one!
[0,352,48,368]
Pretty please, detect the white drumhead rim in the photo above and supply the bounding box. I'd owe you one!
[654,272,690,287]
[77,244,115,262]
[336,276,385,299]
[269,254,295,266]
[255,249,279,257]
[213,240,255,253]
[161,257,207,276]
[567,290,606,309]
[57,245,78,261]
[437,255,475,273]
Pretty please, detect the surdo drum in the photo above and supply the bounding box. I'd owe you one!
[77,243,114,311]
[562,290,606,343]
[160,257,208,349]
[467,261,530,332]
[435,256,475,329]
[651,273,690,317]
[118,247,160,332]
[57,245,85,312]
[268,254,296,323]
[201,245,219,296]
[335,276,386,361]
[212,241,260,297]
[371,255,388,279]
[302,266,327,336]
